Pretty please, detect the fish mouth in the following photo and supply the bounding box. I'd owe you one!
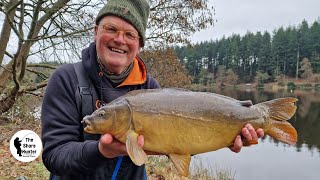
[81,118,92,130]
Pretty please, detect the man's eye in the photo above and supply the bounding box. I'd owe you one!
[126,32,138,39]
[105,26,117,33]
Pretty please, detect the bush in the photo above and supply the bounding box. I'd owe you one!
[278,81,285,87]
[256,83,265,89]
[304,83,313,88]
[313,74,320,82]
[276,75,286,86]
[255,71,269,84]
[287,82,296,90]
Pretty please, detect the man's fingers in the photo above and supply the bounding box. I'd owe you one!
[137,135,144,148]
[230,135,242,153]
[256,128,264,138]
[242,126,252,141]
[99,134,128,157]
[230,124,265,154]
[100,134,113,144]
[246,124,258,141]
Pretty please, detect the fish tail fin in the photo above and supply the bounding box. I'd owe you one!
[254,97,298,145]
[268,119,297,145]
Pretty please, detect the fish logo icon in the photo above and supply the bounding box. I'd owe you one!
[10,130,42,162]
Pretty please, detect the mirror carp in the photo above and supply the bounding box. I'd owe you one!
[82,88,298,176]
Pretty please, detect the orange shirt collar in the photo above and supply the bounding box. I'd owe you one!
[117,56,147,87]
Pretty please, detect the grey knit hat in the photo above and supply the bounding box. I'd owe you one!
[96,0,150,46]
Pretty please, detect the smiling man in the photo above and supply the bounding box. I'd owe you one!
[95,16,142,75]
[41,0,263,179]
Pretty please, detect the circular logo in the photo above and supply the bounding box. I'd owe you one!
[9,130,42,162]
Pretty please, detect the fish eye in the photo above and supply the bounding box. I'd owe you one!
[98,110,105,117]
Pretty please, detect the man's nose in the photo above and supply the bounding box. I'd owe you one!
[113,31,126,44]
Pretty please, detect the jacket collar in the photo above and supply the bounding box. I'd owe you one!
[117,56,147,87]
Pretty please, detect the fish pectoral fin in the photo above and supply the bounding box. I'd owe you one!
[133,118,143,132]
[169,154,191,177]
[126,130,147,166]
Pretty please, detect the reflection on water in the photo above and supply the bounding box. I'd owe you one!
[192,88,320,180]
[212,88,320,154]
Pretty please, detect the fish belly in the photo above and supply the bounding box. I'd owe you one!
[133,111,249,155]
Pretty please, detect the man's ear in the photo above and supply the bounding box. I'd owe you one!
[136,46,142,56]
[138,43,142,51]
[94,25,99,41]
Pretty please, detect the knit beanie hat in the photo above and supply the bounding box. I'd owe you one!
[96,0,150,46]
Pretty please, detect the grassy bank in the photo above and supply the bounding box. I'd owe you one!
[147,156,235,180]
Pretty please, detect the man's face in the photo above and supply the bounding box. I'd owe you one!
[94,15,141,74]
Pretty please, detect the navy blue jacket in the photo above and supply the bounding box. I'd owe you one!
[41,43,160,180]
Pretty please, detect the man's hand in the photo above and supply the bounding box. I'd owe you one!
[98,134,144,158]
[229,124,264,153]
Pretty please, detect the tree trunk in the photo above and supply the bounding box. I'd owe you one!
[0,0,18,65]
[0,86,19,114]
[296,46,300,80]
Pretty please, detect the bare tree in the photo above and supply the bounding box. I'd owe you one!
[215,65,226,87]
[225,69,238,85]
[147,0,214,46]
[0,0,99,114]
[141,47,191,87]
[0,0,214,114]
[299,57,313,80]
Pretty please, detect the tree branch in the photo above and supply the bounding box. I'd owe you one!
[6,0,22,13]
[18,80,48,95]
[0,0,18,65]
[0,64,12,73]
[26,27,93,42]
[26,0,44,40]
[5,51,14,59]
[36,0,70,38]
[12,53,20,91]
[26,68,49,79]
[27,64,57,69]
[5,0,24,41]
[18,0,24,38]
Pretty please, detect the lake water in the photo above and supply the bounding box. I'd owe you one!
[191,88,320,180]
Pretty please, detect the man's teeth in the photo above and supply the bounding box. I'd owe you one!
[111,48,125,53]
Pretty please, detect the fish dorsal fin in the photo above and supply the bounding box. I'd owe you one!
[268,120,297,145]
[239,100,253,107]
[168,154,191,177]
[126,130,147,166]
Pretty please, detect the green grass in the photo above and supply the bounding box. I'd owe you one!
[146,155,235,180]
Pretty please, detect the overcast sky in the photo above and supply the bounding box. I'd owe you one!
[191,0,320,43]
